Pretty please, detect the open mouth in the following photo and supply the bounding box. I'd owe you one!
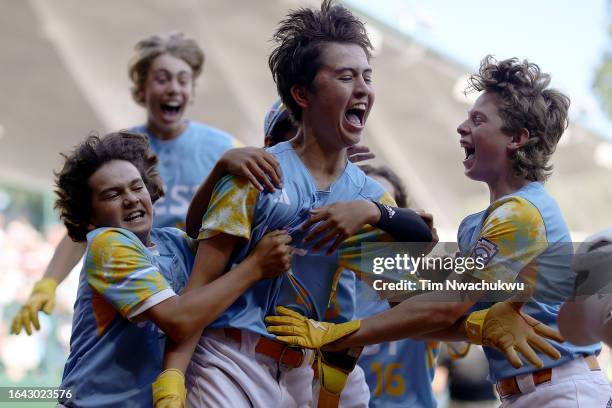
[345,103,367,127]
[463,146,476,162]
[160,101,182,118]
[124,210,146,223]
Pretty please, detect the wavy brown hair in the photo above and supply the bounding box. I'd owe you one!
[466,55,570,182]
[269,0,372,122]
[55,131,164,241]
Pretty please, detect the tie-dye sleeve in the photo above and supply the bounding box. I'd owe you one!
[197,175,259,241]
[465,196,548,284]
[85,229,172,318]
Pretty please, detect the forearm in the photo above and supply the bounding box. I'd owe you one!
[154,258,259,342]
[43,234,86,281]
[163,332,202,373]
[414,318,468,342]
[332,293,474,349]
[186,161,226,238]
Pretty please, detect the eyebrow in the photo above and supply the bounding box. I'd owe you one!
[468,110,488,119]
[334,67,373,75]
[153,68,192,77]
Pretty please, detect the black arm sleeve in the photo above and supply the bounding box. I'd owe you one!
[372,201,432,243]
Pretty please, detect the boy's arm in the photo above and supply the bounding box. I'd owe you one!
[267,198,560,367]
[186,147,281,238]
[10,234,86,335]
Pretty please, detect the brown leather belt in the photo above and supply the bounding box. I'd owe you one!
[224,328,305,369]
[496,355,600,398]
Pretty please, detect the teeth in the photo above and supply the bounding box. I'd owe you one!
[164,101,181,107]
[350,103,366,111]
[125,211,144,221]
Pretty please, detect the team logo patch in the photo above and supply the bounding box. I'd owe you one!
[471,237,498,266]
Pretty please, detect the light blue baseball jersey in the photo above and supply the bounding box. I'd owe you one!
[356,280,438,408]
[132,121,239,230]
[198,141,396,337]
[458,182,600,381]
[59,227,195,407]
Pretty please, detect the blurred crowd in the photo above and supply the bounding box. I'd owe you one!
[0,216,77,386]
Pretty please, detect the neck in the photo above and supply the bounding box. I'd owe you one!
[146,120,187,141]
[138,231,152,247]
[293,126,348,191]
[487,173,530,203]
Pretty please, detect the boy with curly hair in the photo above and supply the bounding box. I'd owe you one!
[54,131,291,407]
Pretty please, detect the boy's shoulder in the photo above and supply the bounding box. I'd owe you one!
[345,162,389,201]
[86,227,142,249]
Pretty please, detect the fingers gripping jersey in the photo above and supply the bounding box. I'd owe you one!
[458,182,600,381]
[59,227,195,407]
[198,141,396,336]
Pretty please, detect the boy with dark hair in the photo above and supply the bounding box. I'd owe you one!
[267,56,612,406]
[54,131,292,407]
[164,1,416,406]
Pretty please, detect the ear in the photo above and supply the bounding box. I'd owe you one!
[290,85,310,110]
[507,128,530,151]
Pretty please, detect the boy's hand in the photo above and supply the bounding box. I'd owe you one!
[302,201,380,254]
[465,302,564,369]
[10,277,58,335]
[347,144,375,163]
[220,147,282,192]
[152,369,186,408]
[265,306,360,349]
[248,230,293,280]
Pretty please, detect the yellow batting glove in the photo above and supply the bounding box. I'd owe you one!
[465,302,564,369]
[10,277,58,335]
[265,306,360,349]
[152,369,186,408]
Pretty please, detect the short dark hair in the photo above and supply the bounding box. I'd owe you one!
[55,131,164,242]
[128,32,205,105]
[269,0,372,122]
[466,55,570,182]
[360,164,408,208]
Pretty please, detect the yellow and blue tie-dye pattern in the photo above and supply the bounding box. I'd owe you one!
[458,182,601,381]
[86,229,171,322]
[198,175,259,241]
[464,196,547,284]
[59,227,194,407]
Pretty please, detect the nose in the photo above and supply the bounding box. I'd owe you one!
[123,191,139,207]
[354,75,370,99]
[167,77,180,94]
[457,119,470,137]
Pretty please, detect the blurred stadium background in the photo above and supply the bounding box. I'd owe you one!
[1,0,610,405]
